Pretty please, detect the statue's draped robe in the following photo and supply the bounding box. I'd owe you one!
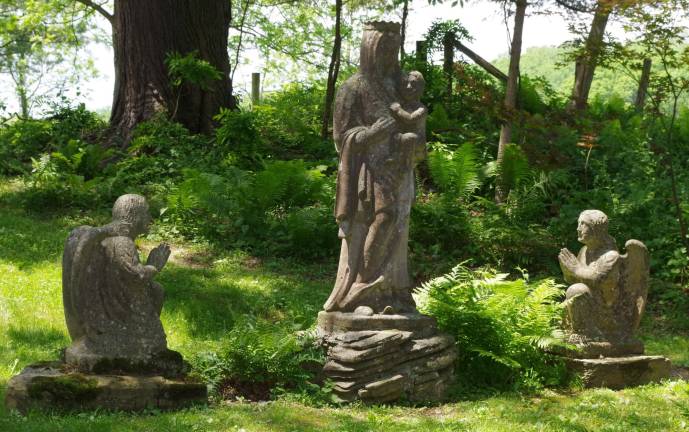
[63,225,166,357]
[324,73,418,313]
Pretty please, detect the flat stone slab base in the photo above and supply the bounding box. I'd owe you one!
[567,355,672,389]
[319,312,456,403]
[4,362,207,413]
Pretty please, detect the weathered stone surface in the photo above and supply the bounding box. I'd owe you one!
[559,210,650,358]
[318,21,454,403]
[62,194,176,372]
[567,356,671,389]
[558,210,671,388]
[4,195,205,413]
[4,363,207,413]
[320,312,455,403]
[323,20,427,315]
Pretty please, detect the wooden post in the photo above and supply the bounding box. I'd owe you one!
[635,59,652,111]
[251,72,260,105]
[416,40,427,65]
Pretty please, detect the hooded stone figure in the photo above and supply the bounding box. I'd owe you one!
[62,194,179,372]
[324,21,426,314]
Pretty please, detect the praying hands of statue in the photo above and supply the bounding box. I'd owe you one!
[559,248,579,282]
[146,243,171,272]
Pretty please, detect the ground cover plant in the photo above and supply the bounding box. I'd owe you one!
[0,178,688,431]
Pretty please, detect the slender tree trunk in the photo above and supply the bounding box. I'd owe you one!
[109,0,235,147]
[495,0,526,204]
[400,0,409,61]
[443,31,454,104]
[569,0,611,111]
[16,53,29,118]
[635,58,652,111]
[321,0,342,140]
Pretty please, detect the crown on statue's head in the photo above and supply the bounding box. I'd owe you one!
[364,21,401,33]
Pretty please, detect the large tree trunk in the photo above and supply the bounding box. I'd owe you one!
[110,0,235,146]
[495,0,526,204]
[569,0,611,111]
[321,0,343,139]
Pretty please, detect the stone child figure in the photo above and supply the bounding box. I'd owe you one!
[559,210,649,357]
[390,71,427,166]
[62,194,182,373]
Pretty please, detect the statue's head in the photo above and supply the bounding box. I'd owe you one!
[112,194,152,238]
[401,71,425,102]
[360,21,401,78]
[577,209,609,245]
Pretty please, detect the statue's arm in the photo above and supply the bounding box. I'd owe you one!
[571,251,620,290]
[334,79,395,151]
[109,237,158,281]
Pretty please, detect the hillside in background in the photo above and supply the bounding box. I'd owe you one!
[491,46,641,103]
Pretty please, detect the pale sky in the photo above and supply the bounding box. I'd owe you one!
[1,1,620,114]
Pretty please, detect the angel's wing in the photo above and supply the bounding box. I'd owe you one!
[62,225,111,341]
[619,239,650,330]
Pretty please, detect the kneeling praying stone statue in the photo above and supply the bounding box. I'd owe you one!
[5,194,206,413]
[63,194,178,372]
[558,210,670,388]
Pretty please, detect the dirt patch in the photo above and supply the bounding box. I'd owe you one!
[218,378,274,402]
[671,366,689,380]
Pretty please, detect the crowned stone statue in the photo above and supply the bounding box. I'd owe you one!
[558,209,670,388]
[317,21,455,403]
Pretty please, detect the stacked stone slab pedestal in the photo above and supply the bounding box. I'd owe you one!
[318,312,455,403]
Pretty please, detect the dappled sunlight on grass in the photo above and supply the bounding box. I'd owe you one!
[1,178,688,431]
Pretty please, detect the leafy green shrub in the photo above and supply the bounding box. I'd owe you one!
[415,263,571,391]
[0,104,105,175]
[23,153,98,211]
[192,320,324,400]
[166,160,335,257]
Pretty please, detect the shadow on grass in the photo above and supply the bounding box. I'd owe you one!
[160,261,332,340]
[6,326,67,348]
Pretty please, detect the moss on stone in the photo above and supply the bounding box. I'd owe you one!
[27,374,101,402]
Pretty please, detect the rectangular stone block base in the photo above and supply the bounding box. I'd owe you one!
[567,355,672,389]
[4,362,207,413]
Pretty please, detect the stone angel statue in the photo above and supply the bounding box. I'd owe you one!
[559,209,649,358]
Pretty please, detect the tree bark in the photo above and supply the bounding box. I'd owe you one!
[495,0,527,204]
[569,0,611,111]
[443,30,454,104]
[635,58,652,111]
[321,0,343,139]
[454,40,508,82]
[109,0,235,147]
[400,0,409,61]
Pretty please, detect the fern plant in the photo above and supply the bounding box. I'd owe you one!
[427,142,481,201]
[415,263,572,391]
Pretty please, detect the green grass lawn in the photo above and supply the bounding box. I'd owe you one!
[1,178,688,432]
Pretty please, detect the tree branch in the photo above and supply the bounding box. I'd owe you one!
[75,0,113,24]
[454,40,508,82]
